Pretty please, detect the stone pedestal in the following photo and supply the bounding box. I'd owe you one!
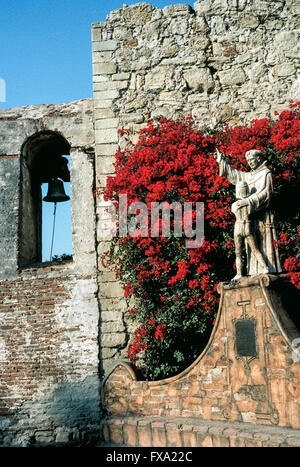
[101,274,300,446]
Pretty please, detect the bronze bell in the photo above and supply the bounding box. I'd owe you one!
[43,178,70,203]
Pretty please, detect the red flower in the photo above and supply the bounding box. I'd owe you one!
[155,324,167,340]
[188,279,199,289]
[148,316,155,326]
[124,282,135,297]
[226,240,234,249]
[168,260,190,285]
[129,307,138,315]
[284,257,299,272]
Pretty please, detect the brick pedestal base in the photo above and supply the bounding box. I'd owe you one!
[102,274,300,446]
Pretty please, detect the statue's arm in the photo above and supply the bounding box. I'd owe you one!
[214,149,244,185]
[247,172,273,214]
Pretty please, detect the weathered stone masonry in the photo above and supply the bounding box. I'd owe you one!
[92,0,300,373]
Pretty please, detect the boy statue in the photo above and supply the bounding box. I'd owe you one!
[232,181,268,279]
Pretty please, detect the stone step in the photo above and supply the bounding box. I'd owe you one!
[100,416,300,447]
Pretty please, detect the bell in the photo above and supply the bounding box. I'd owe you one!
[43,178,70,203]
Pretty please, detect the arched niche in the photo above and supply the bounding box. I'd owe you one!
[19,130,71,267]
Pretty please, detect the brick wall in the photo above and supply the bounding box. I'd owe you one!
[0,263,100,446]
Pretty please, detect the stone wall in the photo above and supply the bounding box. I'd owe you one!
[0,155,19,278]
[0,99,100,445]
[92,1,300,373]
[93,1,299,132]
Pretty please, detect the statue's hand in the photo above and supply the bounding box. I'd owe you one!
[214,148,223,164]
[236,199,248,208]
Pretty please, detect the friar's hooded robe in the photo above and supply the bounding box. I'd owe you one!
[219,159,282,275]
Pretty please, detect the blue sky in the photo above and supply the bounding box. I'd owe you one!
[0,0,186,109]
[0,0,190,260]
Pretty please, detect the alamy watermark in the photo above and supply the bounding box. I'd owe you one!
[99,194,204,248]
[0,78,6,102]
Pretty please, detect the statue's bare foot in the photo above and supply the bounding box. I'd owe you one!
[232,274,242,281]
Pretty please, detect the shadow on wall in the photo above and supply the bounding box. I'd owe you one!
[0,375,101,446]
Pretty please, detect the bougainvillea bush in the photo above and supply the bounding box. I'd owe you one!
[101,102,300,381]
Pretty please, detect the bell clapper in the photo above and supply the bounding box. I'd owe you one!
[50,202,57,261]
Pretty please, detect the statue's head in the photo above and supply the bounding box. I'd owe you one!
[245,149,262,170]
[236,181,249,199]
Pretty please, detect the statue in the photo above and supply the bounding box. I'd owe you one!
[214,149,282,277]
[232,181,268,280]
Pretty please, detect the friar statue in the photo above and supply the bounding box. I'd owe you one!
[214,148,282,277]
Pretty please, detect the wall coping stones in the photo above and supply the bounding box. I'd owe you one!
[100,415,300,447]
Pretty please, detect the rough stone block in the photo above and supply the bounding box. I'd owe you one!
[218,67,246,86]
[194,0,228,15]
[120,3,154,26]
[102,320,125,333]
[95,144,118,157]
[100,302,127,315]
[112,73,131,81]
[238,14,260,29]
[165,423,182,447]
[96,155,115,174]
[92,40,119,52]
[94,89,120,100]
[93,63,117,75]
[109,424,124,445]
[101,332,127,348]
[182,431,197,447]
[93,75,110,82]
[94,81,128,91]
[163,4,193,16]
[93,108,116,120]
[95,118,119,130]
[201,434,214,447]
[102,424,110,443]
[159,90,183,103]
[93,99,114,109]
[120,113,144,124]
[273,62,296,77]
[91,26,102,42]
[92,51,113,63]
[184,67,214,92]
[102,347,118,359]
[137,421,152,447]
[123,423,137,446]
[35,430,55,444]
[152,423,167,447]
[55,427,70,443]
[100,280,124,298]
[145,70,165,89]
[95,128,118,144]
